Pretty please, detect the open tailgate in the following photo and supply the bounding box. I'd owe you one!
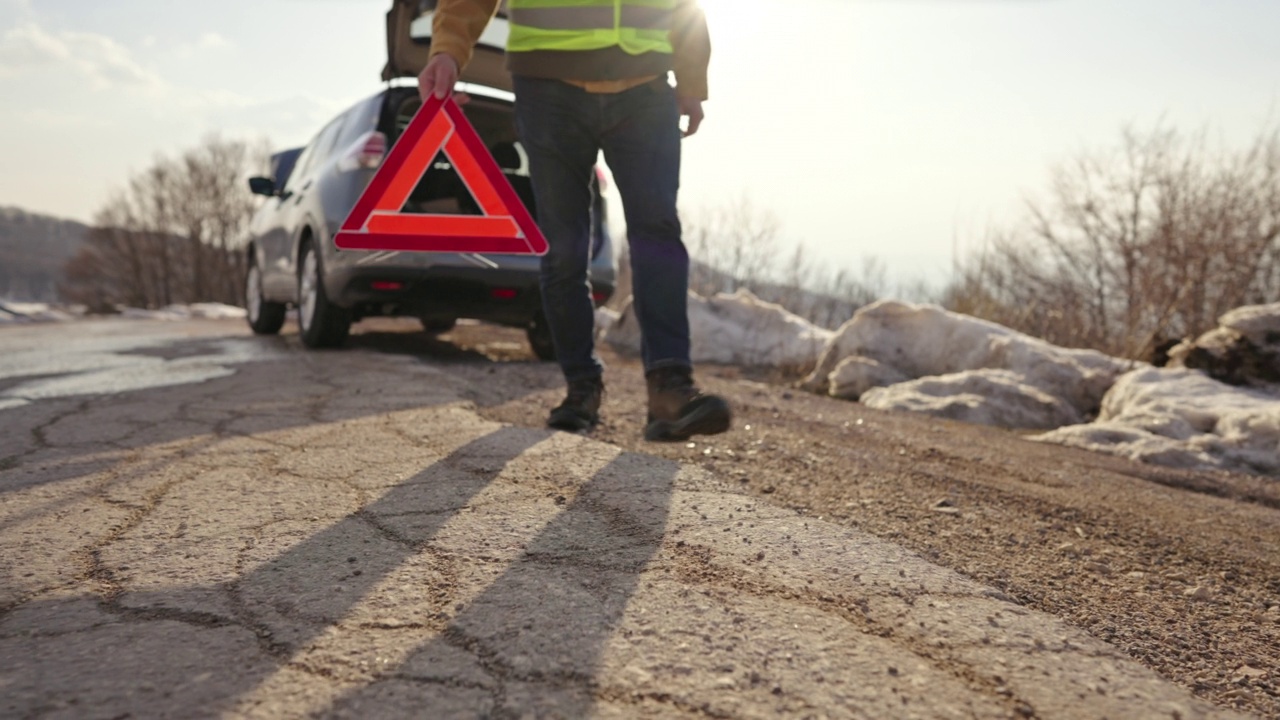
[382,0,513,92]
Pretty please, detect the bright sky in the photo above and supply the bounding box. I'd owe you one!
[2,0,1279,289]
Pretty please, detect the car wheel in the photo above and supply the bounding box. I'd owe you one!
[297,241,352,349]
[420,318,457,335]
[245,258,286,335]
[526,312,557,361]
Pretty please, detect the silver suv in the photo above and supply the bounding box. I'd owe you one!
[243,3,614,358]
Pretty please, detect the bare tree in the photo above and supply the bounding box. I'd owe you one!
[945,122,1280,358]
[61,134,269,310]
[176,136,267,302]
[685,195,782,296]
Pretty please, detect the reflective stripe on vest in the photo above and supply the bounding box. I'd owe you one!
[507,0,675,55]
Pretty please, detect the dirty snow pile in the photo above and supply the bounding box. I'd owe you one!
[1167,303,1280,386]
[118,303,247,321]
[600,289,833,368]
[1035,366,1279,475]
[599,290,1278,476]
[0,301,80,324]
[0,301,247,324]
[1037,303,1280,476]
[800,300,1136,430]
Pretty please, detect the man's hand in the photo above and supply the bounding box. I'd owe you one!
[678,96,704,137]
[418,54,460,101]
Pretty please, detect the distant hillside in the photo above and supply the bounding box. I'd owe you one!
[0,206,89,302]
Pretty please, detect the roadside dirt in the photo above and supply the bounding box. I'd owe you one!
[418,320,1280,719]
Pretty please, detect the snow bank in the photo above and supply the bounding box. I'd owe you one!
[1167,302,1280,387]
[806,300,1279,474]
[861,369,1082,430]
[1214,302,1280,348]
[1034,303,1280,475]
[1,301,245,324]
[119,303,247,321]
[0,301,80,324]
[803,300,1135,429]
[603,289,833,368]
[1034,367,1280,475]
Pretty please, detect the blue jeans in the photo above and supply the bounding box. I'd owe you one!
[513,75,691,383]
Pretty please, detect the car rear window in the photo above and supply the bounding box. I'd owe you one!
[286,113,348,191]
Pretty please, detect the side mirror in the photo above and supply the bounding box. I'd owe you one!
[248,176,277,197]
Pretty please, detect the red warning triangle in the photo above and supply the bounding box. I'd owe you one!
[334,94,548,256]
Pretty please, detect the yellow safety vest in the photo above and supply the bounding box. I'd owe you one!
[507,0,676,55]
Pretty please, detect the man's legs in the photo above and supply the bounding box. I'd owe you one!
[600,79,730,441]
[599,78,689,372]
[513,76,605,430]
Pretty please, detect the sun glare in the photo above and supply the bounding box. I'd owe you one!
[694,0,771,43]
[697,0,738,20]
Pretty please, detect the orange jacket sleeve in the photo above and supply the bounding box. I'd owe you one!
[429,0,501,70]
[671,0,712,100]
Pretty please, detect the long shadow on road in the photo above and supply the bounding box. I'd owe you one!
[323,451,678,718]
[3,426,538,714]
[0,426,679,719]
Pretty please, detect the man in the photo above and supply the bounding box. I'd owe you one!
[418,0,731,442]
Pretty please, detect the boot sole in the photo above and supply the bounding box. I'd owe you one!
[644,396,731,442]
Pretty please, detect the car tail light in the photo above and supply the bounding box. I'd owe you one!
[592,291,609,306]
[490,288,518,300]
[338,131,388,172]
[371,280,403,291]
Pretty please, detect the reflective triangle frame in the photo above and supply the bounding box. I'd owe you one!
[334,94,548,256]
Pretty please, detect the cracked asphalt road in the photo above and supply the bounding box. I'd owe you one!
[0,317,1263,719]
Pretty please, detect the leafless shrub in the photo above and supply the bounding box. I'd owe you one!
[61,134,270,310]
[945,123,1280,359]
[686,195,782,296]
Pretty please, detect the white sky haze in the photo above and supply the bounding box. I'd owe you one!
[2,0,1279,288]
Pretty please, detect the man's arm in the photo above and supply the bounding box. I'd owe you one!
[430,0,501,70]
[670,0,711,101]
[419,0,501,100]
[670,0,711,136]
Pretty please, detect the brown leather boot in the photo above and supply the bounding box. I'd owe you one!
[547,376,604,432]
[644,367,731,442]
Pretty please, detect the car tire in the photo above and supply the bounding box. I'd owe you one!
[245,257,287,335]
[526,312,557,362]
[297,241,351,349]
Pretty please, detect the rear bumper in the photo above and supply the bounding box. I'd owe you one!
[328,264,614,326]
